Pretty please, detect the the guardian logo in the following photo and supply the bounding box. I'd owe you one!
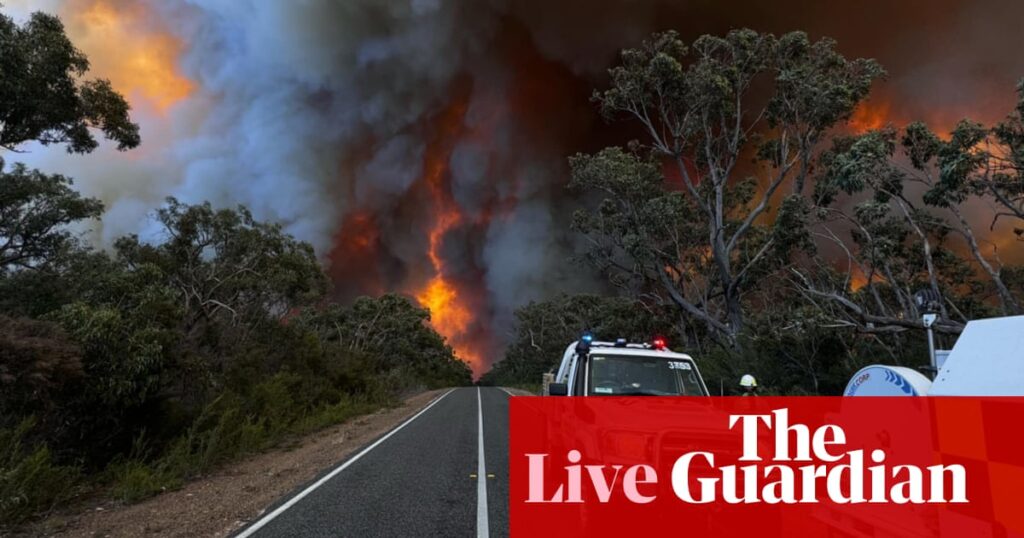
[526,408,967,505]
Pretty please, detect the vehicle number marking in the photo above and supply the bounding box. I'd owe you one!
[668,361,692,370]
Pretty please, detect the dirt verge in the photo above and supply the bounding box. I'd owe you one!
[20,389,447,538]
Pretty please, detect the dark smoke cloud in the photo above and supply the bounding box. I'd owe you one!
[7,0,1024,367]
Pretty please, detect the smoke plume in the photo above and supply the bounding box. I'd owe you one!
[5,0,1024,374]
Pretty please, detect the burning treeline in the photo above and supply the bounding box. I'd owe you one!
[10,0,1024,375]
[330,90,493,370]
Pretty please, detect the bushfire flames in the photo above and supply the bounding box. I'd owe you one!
[411,94,486,375]
[23,0,1021,381]
[849,99,893,133]
[323,87,493,376]
[53,0,488,374]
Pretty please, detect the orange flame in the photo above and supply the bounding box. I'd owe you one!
[849,272,869,291]
[846,263,889,292]
[417,278,472,336]
[411,92,486,374]
[61,0,193,112]
[848,100,892,133]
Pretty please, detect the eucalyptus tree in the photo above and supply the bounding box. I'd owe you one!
[1,9,139,153]
[571,30,883,347]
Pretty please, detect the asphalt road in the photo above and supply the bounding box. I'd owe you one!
[235,387,512,538]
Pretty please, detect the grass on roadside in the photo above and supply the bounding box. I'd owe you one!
[106,377,389,503]
[0,419,80,526]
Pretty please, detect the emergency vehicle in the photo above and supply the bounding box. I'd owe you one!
[547,334,709,396]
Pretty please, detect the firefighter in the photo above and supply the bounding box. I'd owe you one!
[740,374,758,396]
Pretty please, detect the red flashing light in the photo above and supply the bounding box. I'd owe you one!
[652,337,666,350]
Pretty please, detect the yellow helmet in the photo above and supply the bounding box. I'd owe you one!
[740,374,757,388]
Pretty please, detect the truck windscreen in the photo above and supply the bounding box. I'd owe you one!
[588,355,706,396]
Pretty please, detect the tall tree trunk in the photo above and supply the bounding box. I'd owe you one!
[725,288,744,350]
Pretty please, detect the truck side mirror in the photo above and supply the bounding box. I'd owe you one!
[548,383,568,396]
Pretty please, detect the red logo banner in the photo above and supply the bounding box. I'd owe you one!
[509,397,1024,537]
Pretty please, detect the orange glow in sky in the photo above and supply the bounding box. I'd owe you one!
[61,0,193,112]
[848,99,893,133]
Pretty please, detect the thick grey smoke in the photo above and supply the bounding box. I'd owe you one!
[6,0,1024,367]
[6,0,602,363]
[161,0,494,251]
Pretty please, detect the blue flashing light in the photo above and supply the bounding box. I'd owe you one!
[577,332,594,355]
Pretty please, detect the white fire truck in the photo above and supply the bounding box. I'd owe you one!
[546,334,709,396]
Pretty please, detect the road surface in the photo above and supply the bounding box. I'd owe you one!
[235,387,513,537]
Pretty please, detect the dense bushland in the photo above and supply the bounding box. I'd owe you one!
[0,195,471,526]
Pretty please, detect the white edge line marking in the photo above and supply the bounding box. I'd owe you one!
[236,389,455,538]
[477,387,490,537]
[498,387,514,397]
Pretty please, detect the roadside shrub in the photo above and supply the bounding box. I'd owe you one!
[0,316,82,424]
[0,420,79,526]
[106,459,181,504]
[108,373,388,503]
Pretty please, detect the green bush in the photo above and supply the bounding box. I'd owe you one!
[0,419,79,526]
[106,459,180,504]
[107,374,387,503]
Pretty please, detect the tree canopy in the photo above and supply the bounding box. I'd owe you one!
[572,29,883,347]
[0,10,139,153]
[0,196,471,524]
[0,164,103,274]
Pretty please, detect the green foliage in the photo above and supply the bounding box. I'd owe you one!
[0,419,79,526]
[0,316,82,422]
[809,96,1024,326]
[106,459,179,504]
[926,120,989,207]
[49,301,175,408]
[0,163,104,274]
[814,129,902,205]
[115,198,329,337]
[768,32,884,131]
[106,373,383,503]
[710,299,932,396]
[0,10,139,152]
[298,294,473,390]
[771,195,815,260]
[993,79,1024,172]
[0,196,466,526]
[576,29,884,346]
